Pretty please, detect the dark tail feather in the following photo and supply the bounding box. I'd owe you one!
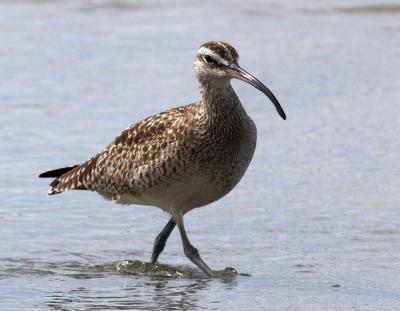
[39,165,79,178]
[39,164,90,195]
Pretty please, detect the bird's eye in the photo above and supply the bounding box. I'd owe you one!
[204,55,214,64]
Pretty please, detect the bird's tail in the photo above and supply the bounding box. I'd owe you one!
[39,165,86,195]
[39,155,99,195]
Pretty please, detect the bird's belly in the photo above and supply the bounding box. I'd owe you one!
[116,153,254,213]
[117,177,224,215]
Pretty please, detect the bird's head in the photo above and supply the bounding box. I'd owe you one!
[194,41,286,120]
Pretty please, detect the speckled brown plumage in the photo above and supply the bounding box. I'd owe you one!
[47,91,256,216]
[39,41,285,277]
[42,42,264,217]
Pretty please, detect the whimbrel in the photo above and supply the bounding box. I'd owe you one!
[39,41,286,277]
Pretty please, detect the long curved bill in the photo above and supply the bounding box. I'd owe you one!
[227,64,286,120]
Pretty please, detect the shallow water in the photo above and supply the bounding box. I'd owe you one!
[1,0,400,310]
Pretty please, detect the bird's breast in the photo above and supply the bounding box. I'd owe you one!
[206,115,257,195]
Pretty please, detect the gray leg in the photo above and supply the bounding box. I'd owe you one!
[175,215,214,278]
[151,218,176,264]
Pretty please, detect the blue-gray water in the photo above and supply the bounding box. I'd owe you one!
[1,0,400,310]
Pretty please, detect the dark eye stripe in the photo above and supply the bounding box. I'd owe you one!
[204,55,214,63]
[201,41,239,62]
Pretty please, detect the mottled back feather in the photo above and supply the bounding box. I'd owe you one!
[47,103,202,196]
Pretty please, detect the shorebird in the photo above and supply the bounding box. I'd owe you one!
[39,41,286,278]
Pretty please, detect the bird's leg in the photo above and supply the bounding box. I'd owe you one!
[175,215,215,278]
[151,217,176,264]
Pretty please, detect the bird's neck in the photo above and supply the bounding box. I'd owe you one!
[199,80,243,124]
